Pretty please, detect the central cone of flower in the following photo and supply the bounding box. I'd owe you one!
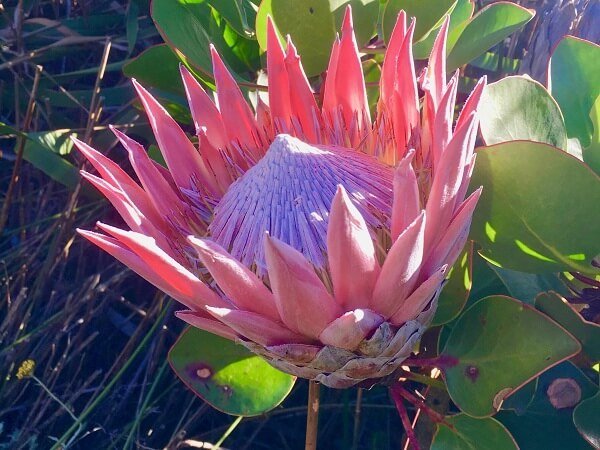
[210,134,392,274]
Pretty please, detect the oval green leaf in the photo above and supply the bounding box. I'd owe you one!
[152,0,259,80]
[447,2,534,71]
[432,414,518,450]
[535,291,600,362]
[207,0,256,37]
[490,267,569,305]
[470,141,600,274]
[412,0,474,60]
[331,0,379,50]
[500,377,537,414]
[584,95,600,175]
[549,36,600,148]
[382,0,456,44]
[497,362,597,450]
[432,242,473,326]
[168,327,296,416]
[123,44,184,95]
[441,296,581,417]
[152,0,216,79]
[256,0,336,77]
[573,391,600,448]
[6,129,80,189]
[479,76,567,150]
[363,58,381,116]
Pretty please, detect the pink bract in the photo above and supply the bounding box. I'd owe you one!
[76,7,485,388]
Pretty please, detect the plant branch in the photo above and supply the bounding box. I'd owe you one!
[390,386,420,450]
[394,386,447,424]
[351,388,363,450]
[305,380,320,450]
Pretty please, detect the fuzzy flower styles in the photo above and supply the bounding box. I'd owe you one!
[76,7,485,388]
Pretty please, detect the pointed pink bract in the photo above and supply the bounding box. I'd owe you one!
[264,235,341,339]
[327,186,379,310]
[371,211,426,317]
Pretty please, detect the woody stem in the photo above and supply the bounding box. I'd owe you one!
[305,380,321,450]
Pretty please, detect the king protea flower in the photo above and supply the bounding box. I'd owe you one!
[76,7,485,388]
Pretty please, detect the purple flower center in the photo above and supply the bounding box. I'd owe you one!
[209,134,393,275]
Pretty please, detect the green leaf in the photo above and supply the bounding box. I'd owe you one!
[583,95,600,175]
[432,242,473,325]
[535,291,600,362]
[42,86,135,109]
[469,251,510,302]
[123,44,185,95]
[469,51,519,73]
[23,143,80,189]
[131,89,192,125]
[151,0,217,79]
[479,76,568,150]
[573,391,600,448]
[256,0,378,77]
[549,36,600,148]
[382,0,456,43]
[152,0,259,81]
[168,327,295,416]
[0,122,27,139]
[207,0,256,37]
[412,0,473,60]
[256,0,336,77]
[27,130,75,156]
[147,144,167,167]
[500,377,537,414]
[331,0,379,49]
[470,141,600,275]
[447,2,534,71]
[22,131,80,188]
[0,125,80,189]
[441,296,581,417]
[490,267,569,305]
[497,362,597,450]
[126,1,140,54]
[432,414,518,450]
[362,58,381,116]
[211,10,261,72]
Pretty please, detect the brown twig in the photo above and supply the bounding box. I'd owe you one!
[305,380,320,450]
[57,38,111,241]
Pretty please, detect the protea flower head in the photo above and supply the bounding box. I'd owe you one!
[76,7,485,388]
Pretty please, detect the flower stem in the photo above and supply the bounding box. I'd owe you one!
[351,388,363,450]
[32,375,79,423]
[215,415,243,448]
[305,380,320,450]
